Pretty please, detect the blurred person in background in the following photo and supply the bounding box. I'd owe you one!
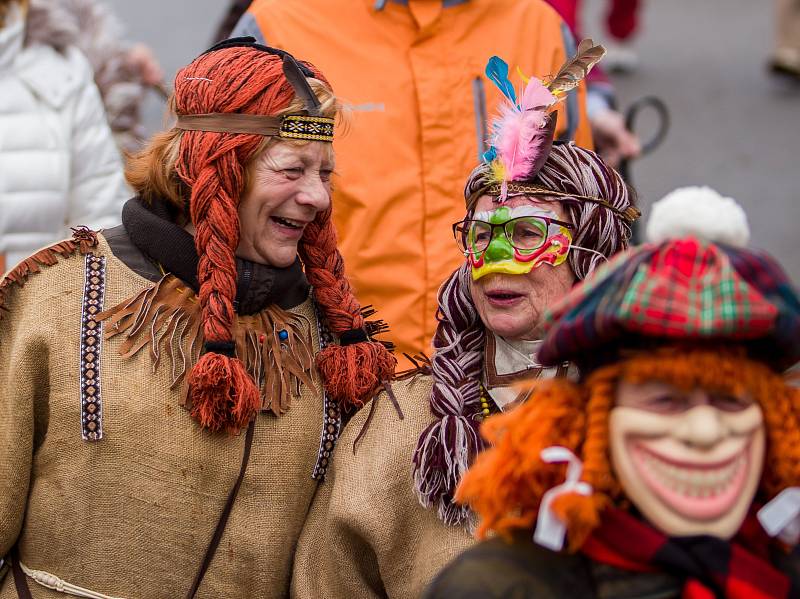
[771,0,800,81]
[0,0,128,275]
[0,39,394,597]
[545,0,641,172]
[229,0,598,365]
[291,53,639,599]
[25,0,165,154]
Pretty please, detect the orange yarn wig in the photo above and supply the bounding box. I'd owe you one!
[456,348,800,550]
[170,45,394,433]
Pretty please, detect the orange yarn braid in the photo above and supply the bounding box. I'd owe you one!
[299,210,396,409]
[174,47,301,433]
[457,348,800,551]
[455,378,588,540]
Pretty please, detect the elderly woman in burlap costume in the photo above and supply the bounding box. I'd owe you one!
[0,38,394,598]
[291,47,640,598]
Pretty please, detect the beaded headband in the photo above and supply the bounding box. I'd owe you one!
[485,182,641,223]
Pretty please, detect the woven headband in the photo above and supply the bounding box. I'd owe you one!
[470,182,641,223]
[174,113,334,142]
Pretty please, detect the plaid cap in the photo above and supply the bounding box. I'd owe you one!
[538,237,800,371]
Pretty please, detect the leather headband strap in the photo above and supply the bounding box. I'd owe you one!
[176,113,282,136]
[175,113,334,142]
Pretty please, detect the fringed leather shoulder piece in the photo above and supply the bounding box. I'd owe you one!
[0,227,98,319]
[96,275,315,416]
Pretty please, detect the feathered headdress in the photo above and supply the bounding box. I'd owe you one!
[484,39,606,200]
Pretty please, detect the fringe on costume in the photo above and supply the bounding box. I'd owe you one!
[96,275,316,417]
[0,227,98,319]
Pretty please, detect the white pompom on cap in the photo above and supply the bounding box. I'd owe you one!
[645,186,750,247]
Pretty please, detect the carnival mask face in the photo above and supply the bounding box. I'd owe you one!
[609,380,765,539]
[460,206,573,281]
[237,141,333,268]
[467,195,576,340]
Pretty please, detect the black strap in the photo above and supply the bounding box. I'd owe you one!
[186,418,256,599]
[339,328,369,346]
[10,545,32,599]
[202,341,237,358]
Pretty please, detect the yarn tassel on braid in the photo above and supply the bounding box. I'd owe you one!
[183,153,261,433]
[299,210,396,410]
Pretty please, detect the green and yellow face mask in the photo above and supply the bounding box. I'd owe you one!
[454,206,574,281]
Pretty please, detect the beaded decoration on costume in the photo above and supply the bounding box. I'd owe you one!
[80,254,107,440]
[96,275,316,416]
[311,296,342,480]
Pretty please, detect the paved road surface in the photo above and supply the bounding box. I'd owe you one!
[107,0,800,281]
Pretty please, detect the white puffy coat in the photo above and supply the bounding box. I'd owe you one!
[0,6,128,269]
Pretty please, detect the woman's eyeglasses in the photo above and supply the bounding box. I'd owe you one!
[452,216,574,256]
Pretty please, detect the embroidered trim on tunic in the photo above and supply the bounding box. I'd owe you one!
[311,297,342,481]
[80,254,107,441]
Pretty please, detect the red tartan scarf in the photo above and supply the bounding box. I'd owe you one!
[581,508,793,599]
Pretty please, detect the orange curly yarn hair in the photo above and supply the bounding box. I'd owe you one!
[129,45,395,433]
[456,348,800,551]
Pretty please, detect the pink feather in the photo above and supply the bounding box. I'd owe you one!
[520,77,556,112]
[491,78,555,181]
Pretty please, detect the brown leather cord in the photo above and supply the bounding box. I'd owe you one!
[352,381,404,454]
[186,418,256,599]
[175,113,282,136]
[11,545,32,599]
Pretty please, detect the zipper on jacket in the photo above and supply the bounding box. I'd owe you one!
[234,260,254,312]
[472,76,488,161]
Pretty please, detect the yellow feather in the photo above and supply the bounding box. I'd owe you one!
[490,160,506,183]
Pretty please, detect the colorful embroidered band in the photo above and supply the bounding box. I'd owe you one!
[481,183,641,223]
[175,113,335,142]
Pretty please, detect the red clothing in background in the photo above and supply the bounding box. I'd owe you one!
[547,0,640,41]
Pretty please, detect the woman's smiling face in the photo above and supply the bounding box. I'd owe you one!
[236,140,333,267]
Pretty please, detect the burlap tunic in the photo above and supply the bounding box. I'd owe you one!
[291,375,475,599]
[0,234,330,598]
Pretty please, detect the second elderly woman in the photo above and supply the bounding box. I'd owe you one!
[291,48,639,598]
[0,38,394,597]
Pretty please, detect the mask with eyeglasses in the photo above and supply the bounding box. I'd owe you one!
[453,205,574,280]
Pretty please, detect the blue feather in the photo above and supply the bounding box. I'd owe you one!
[482,146,497,163]
[485,56,517,105]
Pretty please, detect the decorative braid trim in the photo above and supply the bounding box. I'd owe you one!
[485,183,641,223]
[0,227,98,320]
[311,297,342,481]
[280,115,334,142]
[80,254,107,441]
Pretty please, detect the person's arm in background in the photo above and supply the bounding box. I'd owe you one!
[584,67,640,168]
[64,47,129,233]
[213,0,252,43]
[547,0,640,167]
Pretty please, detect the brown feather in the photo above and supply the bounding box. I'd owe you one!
[546,39,606,97]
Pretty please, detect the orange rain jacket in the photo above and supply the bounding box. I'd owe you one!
[238,0,593,362]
